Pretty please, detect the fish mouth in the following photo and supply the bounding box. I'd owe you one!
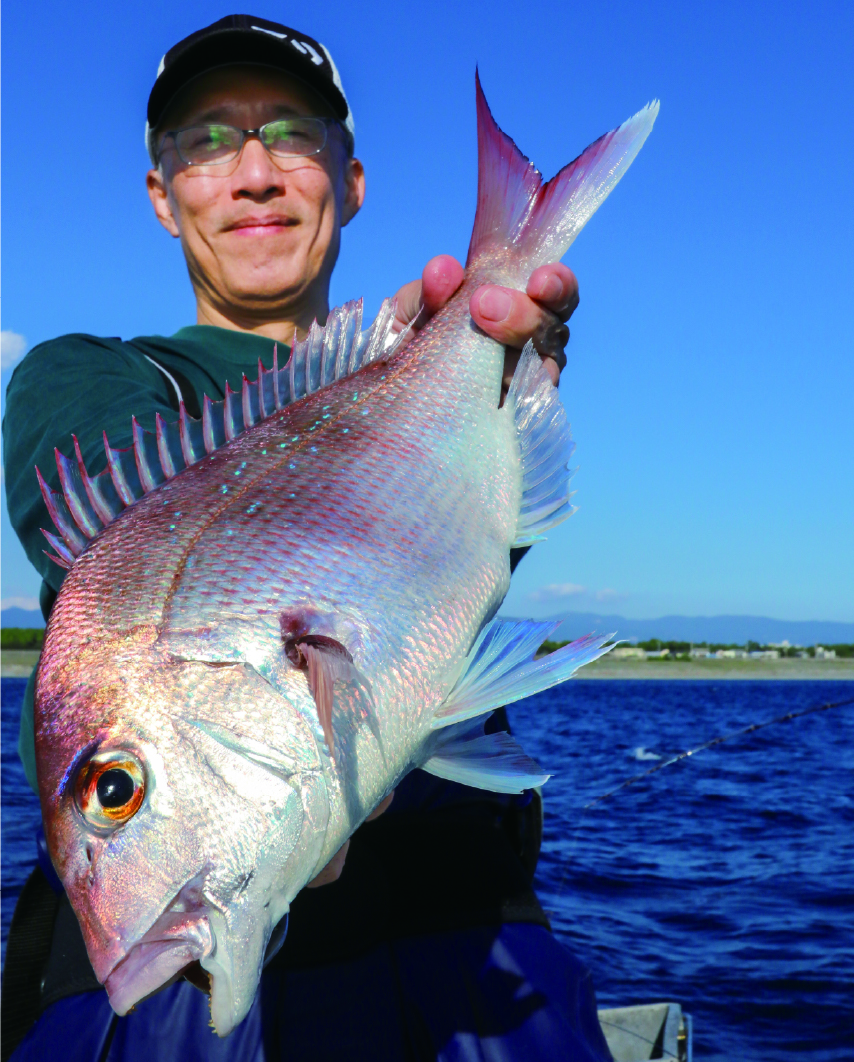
[104,908,213,1015]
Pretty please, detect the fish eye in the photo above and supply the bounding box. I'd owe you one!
[75,751,145,828]
[97,768,136,808]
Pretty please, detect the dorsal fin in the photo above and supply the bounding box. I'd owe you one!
[37,298,401,569]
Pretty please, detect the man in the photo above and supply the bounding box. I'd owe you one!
[2,16,611,1061]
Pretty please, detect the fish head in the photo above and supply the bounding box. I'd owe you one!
[35,627,330,1035]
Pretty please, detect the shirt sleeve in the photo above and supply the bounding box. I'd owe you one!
[2,334,178,593]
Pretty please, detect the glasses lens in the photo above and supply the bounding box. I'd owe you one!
[174,125,242,165]
[262,118,328,158]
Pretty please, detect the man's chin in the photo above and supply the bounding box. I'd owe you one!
[214,277,323,322]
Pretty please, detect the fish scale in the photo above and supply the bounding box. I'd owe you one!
[34,76,658,1035]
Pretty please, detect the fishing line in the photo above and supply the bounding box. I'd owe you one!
[545,694,854,908]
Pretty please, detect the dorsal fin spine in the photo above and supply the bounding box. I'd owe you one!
[223,384,241,442]
[289,336,298,400]
[36,467,87,556]
[241,375,256,429]
[178,403,197,467]
[155,413,179,478]
[72,436,121,525]
[202,395,217,454]
[41,528,75,569]
[103,434,140,506]
[132,417,162,493]
[256,359,269,419]
[271,346,282,410]
[54,448,102,537]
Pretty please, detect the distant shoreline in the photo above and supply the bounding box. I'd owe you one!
[1,651,40,678]
[574,655,854,680]
[3,650,853,682]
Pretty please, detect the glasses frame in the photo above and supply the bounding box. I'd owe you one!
[156,117,342,168]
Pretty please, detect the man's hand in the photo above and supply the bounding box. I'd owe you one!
[305,790,395,889]
[392,254,579,392]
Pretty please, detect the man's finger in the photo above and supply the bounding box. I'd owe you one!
[366,790,395,820]
[421,255,465,317]
[526,263,579,321]
[531,320,569,370]
[471,284,567,355]
[391,255,464,339]
[392,279,423,334]
[306,838,350,888]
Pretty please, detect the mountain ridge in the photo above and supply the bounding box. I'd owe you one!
[3,607,853,646]
[544,612,854,646]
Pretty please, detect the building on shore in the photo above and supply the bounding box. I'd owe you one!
[611,647,647,659]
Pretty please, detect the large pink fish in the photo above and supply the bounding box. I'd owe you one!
[34,77,657,1034]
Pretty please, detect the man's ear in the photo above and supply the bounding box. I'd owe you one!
[146,168,181,238]
[341,157,365,228]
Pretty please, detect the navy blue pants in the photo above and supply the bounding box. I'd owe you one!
[13,924,612,1061]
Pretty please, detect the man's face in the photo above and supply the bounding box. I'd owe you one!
[147,65,364,321]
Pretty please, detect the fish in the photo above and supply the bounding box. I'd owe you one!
[33,76,658,1035]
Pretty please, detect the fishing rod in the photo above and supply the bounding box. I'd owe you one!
[547,693,854,900]
[581,693,854,812]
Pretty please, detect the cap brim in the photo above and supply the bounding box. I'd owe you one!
[147,29,349,130]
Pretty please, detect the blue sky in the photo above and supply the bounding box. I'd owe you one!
[2,0,852,622]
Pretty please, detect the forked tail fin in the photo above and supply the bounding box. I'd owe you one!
[467,71,659,278]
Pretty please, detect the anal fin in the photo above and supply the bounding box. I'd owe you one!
[509,342,576,547]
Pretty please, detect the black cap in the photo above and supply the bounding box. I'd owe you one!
[145,15,354,161]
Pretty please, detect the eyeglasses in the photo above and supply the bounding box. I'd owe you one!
[158,117,340,168]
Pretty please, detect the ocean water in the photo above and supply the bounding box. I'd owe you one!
[3,676,853,1060]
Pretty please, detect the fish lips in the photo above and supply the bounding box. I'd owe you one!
[104,908,213,1015]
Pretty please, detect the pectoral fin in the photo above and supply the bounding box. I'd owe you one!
[284,635,377,758]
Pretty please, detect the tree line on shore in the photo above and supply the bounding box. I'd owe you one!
[539,637,854,658]
[4,627,853,659]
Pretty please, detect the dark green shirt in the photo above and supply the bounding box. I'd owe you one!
[3,326,285,790]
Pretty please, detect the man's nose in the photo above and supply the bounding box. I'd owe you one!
[231,137,285,196]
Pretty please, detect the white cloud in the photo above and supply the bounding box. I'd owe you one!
[1,331,28,369]
[2,596,41,611]
[595,588,627,602]
[528,582,587,603]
